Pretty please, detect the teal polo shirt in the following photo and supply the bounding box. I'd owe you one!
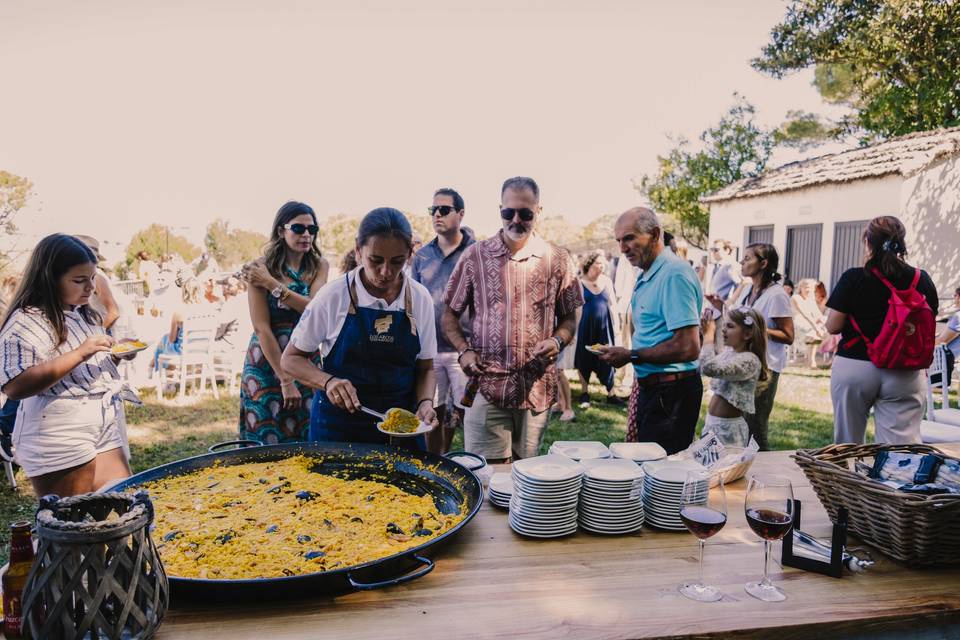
[631,250,703,378]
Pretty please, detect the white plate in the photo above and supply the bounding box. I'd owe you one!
[512,455,584,482]
[511,472,583,488]
[610,442,667,462]
[489,472,514,494]
[579,520,644,535]
[509,524,579,538]
[110,340,149,356]
[549,441,612,461]
[579,510,644,523]
[642,459,708,483]
[580,459,643,482]
[376,418,434,438]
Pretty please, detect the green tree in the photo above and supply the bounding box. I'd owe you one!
[536,214,584,248]
[754,0,960,141]
[639,96,774,249]
[125,224,201,266]
[204,219,269,270]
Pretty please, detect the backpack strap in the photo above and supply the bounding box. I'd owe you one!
[870,266,920,292]
[845,314,870,349]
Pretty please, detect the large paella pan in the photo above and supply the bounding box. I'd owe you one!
[108,441,483,600]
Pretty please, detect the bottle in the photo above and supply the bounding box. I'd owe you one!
[461,377,479,408]
[2,521,35,637]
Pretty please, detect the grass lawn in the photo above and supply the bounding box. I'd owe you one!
[0,368,852,563]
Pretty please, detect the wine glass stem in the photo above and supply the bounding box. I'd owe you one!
[761,539,771,587]
[698,539,705,586]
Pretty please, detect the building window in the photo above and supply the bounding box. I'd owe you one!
[830,220,870,290]
[785,224,823,282]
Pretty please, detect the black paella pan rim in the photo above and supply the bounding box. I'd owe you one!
[107,441,484,598]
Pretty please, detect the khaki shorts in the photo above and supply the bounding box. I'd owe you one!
[463,393,549,460]
[13,394,129,478]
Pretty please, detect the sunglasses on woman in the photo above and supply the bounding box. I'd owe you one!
[283,223,319,236]
[500,207,536,222]
[428,205,459,217]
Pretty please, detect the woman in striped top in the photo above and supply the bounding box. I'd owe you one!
[0,234,137,496]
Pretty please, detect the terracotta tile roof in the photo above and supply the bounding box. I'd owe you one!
[702,126,960,203]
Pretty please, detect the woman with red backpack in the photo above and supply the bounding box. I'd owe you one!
[825,216,939,444]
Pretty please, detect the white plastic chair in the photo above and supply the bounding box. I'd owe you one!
[156,315,221,401]
[0,396,17,489]
[925,345,960,427]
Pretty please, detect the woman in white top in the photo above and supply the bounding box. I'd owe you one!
[791,278,827,369]
[282,208,438,450]
[699,306,769,447]
[708,243,794,451]
[0,235,139,496]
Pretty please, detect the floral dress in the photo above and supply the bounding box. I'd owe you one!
[239,267,320,443]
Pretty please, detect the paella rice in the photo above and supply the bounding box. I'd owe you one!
[141,455,466,579]
[380,408,420,433]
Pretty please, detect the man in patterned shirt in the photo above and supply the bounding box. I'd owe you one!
[442,176,583,463]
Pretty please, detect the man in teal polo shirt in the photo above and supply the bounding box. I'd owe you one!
[600,207,703,454]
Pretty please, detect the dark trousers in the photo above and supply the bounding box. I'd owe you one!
[744,370,780,452]
[629,375,703,455]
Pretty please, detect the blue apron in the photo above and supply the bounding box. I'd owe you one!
[309,272,426,450]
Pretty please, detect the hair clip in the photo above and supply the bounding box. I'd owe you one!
[882,239,901,252]
[742,315,755,326]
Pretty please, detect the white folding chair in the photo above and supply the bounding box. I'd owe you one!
[925,345,960,427]
[156,314,221,401]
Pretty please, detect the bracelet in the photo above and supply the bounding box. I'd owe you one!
[280,288,291,302]
[552,336,564,351]
[416,398,433,410]
[323,376,336,392]
[457,348,475,365]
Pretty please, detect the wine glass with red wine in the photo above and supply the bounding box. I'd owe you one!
[743,474,795,602]
[678,469,727,602]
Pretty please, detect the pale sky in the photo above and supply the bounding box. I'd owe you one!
[0,0,843,263]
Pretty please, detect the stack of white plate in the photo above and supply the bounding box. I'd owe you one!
[488,472,513,509]
[509,455,584,538]
[548,441,611,461]
[578,458,645,534]
[641,459,708,531]
[609,442,667,463]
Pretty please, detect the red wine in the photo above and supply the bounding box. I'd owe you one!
[679,506,727,539]
[745,507,793,540]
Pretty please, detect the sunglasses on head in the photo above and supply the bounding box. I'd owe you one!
[284,223,319,236]
[500,207,536,222]
[428,205,458,217]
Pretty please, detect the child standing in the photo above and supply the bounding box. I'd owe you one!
[699,306,769,447]
[0,234,138,497]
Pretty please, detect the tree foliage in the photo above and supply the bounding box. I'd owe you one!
[125,224,201,266]
[0,170,33,235]
[639,96,774,249]
[754,0,960,141]
[204,219,269,270]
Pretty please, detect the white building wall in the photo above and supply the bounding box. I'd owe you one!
[900,155,960,298]
[707,175,903,288]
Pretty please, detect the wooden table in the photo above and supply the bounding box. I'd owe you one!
[156,447,960,639]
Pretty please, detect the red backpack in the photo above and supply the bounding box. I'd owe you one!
[846,267,935,370]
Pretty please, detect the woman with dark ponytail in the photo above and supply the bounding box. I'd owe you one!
[825,216,938,444]
[727,243,794,450]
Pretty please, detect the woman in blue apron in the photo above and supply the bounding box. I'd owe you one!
[281,208,439,449]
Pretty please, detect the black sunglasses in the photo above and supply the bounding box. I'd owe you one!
[428,205,459,217]
[500,207,536,222]
[284,223,319,236]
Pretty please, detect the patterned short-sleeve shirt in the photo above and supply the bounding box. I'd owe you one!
[444,231,584,412]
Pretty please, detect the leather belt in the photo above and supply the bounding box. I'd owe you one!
[635,369,699,388]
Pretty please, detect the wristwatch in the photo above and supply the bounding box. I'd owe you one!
[270,284,284,299]
[552,336,565,351]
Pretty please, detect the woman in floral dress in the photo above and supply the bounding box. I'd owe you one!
[239,201,329,443]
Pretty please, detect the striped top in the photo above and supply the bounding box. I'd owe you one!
[0,306,120,398]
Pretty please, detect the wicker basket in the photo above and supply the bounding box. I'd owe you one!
[792,443,960,567]
[20,491,169,639]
